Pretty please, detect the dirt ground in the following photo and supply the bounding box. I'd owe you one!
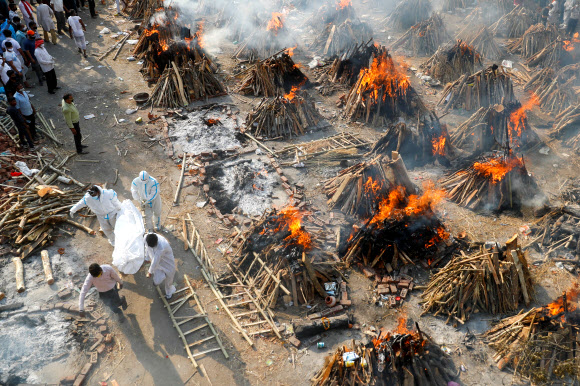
[1,0,580,385]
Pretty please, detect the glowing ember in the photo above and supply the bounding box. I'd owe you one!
[562,32,580,52]
[263,206,312,250]
[284,85,300,101]
[364,176,381,195]
[356,51,410,101]
[507,95,539,147]
[267,12,284,35]
[336,0,352,9]
[472,155,525,184]
[431,135,446,156]
[545,283,580,320]
[286,45,297,57]
[395,314,413,334]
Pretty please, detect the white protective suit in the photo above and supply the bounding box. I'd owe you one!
[70,186,122,245]
[131,171,162,230]
[144,233,176,298]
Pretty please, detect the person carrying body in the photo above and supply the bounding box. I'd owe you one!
[131,170,162,231]
[144,233,176,299]
[78,263,127,317]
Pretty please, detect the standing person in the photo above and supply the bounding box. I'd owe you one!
[131,171,162,231]
[78,263,127,317]
[67,10,86,57]
[0,14,15,46]
[18,0,35,28]
[22,30,43,86]
[144,233,176,299]
[4,41,30,87]
[6,96,34,149]
[61,93,88,154]
[50,0,67,35]
[34,39,58,93]
[14,83,36,141]
[114,0,121,15]
[3,70,20,96]
[87,0,96,18]
[0,0,9,20]
[70,185,122,245]
[14,24,27,46]
[63,0,76,16]
[8,5,18,22]
[2,30,30,71]
[37,0,57,44]
[568,3,580,34]
[548,0,560,25]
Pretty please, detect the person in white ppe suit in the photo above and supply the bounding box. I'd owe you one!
[144,233,176,299]
[70,185,122,246]
[131,171,162,230]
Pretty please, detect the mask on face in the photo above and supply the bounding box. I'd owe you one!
[7,48,12,52]
[40,44,44,49]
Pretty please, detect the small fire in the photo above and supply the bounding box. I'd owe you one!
[431,136,446,156]
[545,283,580,320]
[562,32,580,52]
[356,51,410,101]
[267,12,284,35]
[395,314,413,334]
[364,176,381,195]
[280,206,312,250]
[472,155,525,184]
[284,85,300,101]
[194,20,205,49]
[286,45,297,57]
[336,0,352,9]
[508,95,539,147]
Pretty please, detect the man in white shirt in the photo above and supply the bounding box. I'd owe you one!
[144,233,176,299]
[37,0,57,44]
[50,0,67,35]
[18,0,36,28]
[78,263,127,317]
[67,9,86,57]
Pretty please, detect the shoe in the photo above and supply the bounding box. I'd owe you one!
[81,145,88,148]
[77,150,89,154]
[120,295,128,310]
[83,53,88,58]
[77,48,82,53]
[48,90,56,94]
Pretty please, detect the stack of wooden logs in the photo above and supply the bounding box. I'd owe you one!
[483,287,580,381]
[464,26,504,60]
[421,235,533,325]
[490,5,536,38]
[530,205,580,260]
[524,64,580,115]
[507,23,558,57]
[420,40,482,83]
[525,37,574,68]
[243,92,323,139]
[384,0,433,30]
[233,28,292,62]
[391,13,449,56]
[311,19,373,58]
[440,152,545,211]
[437,65,515,112]
[125,0,163,20]
[236,51,308,97]
[146,60,226,108]
[550,104,580,153]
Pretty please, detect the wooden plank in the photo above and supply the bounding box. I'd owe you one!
[302,252,327,298]
[511,250,530,306]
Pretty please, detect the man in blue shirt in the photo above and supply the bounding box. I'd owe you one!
[7,96,34,149]
[22,30,44,86]
[14,83,37,141]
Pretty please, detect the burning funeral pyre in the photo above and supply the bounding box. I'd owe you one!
[441,151,546,211]
[384,0,433,31]
[524,64,580,116]
[529,205,580,263]
[507,23,558,58]
[525,33,580,68]
[368,111,457,168]
[451,97,541,154]
[125,0,163,20]
[390,14,449,56]
[461,25,504,60]
[308,0,359,26]
[242,89,326,139]
[236,50,308,97]
[311,321,458,385]
[437,65,515,112]
[421,235,533,325]
[420,40,482,84]
[483,284,580,382]
[343,46,426,126]
[490,5,536,38]
[233,12,296,61]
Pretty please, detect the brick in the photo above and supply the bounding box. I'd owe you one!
[104,334,113,344]
[55,302,65,309]
[389,285,397,294]
[397,280,410,289]
[288,335,301,348]
[280,176,289,183]
[60,375,76,385]
[89,336,103,351]
[400,289,408,299]
[95,319,106,326]
[382,276,391,284]
[361,267,376,278]
[285,189,293,196]
[295,183,305,189]
[341,291,348,300]
[340,299,352,306]
[409,282,414,291]
[216,211,224,220]
[80,362,92,376]
[276,168,283,175]
[58,288,72,299]
[389,296,397,306]
[209,197,216,205]
[203,185,210,193]
[90,351,98,363]
[282,182,291,190]
[99,325,108,335]
[96,343,105,354]
[73,374,85,386]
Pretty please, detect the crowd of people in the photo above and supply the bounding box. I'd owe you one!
[539,0,580,34]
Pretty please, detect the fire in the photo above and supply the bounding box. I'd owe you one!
[562,32,580,52]
[194,20,204,49]
[545,283,580,320]
[284,85,300,101]
[336,0,351,9]
[356,51,410,101]
[425,226,450,249]
[262,206,312,250]
[431,135,446,156]
[472,155,524,184]
[364,176,381,195]
[286,45,297,57]
[395,314,413,334]
[267,12,284,35]
[508,95,539,147]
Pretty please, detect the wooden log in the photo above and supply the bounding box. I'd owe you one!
[302,252,328,298]
[40,250,54,285]
[13,257,25,293]
[294,313,350,340]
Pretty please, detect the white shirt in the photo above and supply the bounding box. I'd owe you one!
[51,0,65,12]
[144,234,176,285]
[67,15,83,37]
[1,62,12,84]
[3,50,22,72]
[34,45,55,72]
[78,265,123,311]
[36,4,55,31]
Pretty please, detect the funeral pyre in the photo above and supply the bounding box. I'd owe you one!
[490,5,536,38]
[311,321,458,386]
[236,50,308,97]
[421,235,533,325]
[384,0,433,31]
[438,65,515,112]
[441,151,546,211]
[125,0,163,20]
[451,97,541,154]
[529,204,580,264]
[551,103,580,154]
[233,12,297,61]
[420,40,482,84]
[525,33,580,68]
[461,25,504,60]
[483,284,580,383]
[525,64,580,116]
[343,46,426,126]
[391,13,449,56]
[507,23,558,58]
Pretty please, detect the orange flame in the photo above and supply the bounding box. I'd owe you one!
[545,283,580,320]
[280,206,312,249]
[431,136,446,156]
[357,51,410,102]
[284,85,300,101]
[364,176,381,195]
[508,95,539,147]
[267,12,284,35]
[472,155,524,184]
[286,45,297,57]
[337,0,352,9]
[562,32,580,52]
[194,20,205,49]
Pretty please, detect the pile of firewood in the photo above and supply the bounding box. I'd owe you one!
[530,205,580,260]
[243,92,324,139]
[551,104,580,153]
[236,51,308,97]
[307,1,358,27]
[421,235,533,325]
[125,0,163,20]
[490,5,536,38]
[451,101,541,153]
[311,19,373,58]
[483,286,580,381]
[146,60,226,108]
[441,152,545,211]
[560,179,580,205]
[525,37,576,68]
[233,19,295,62]
[441,0,466,11]
[322,154,417,219]
[463,26,504,60]
[507,23,558,57]
[391,13,449,56]
[437,65,515,112]
[420,40,482,83]
[384,0,433,30]
[524,64,580,115]
[312,324,458,386]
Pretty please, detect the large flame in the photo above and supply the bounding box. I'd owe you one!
[283,79,306,102]
[194,20,204,49]
[337,0,352,9]
[562,32,580,52]
[264,206,312,250]
[432,136,446,156]
[356,52,410,101]
[267,12,284,35]
[545,283,580,320]
[508,95,539,147]
[472,155,525,184]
